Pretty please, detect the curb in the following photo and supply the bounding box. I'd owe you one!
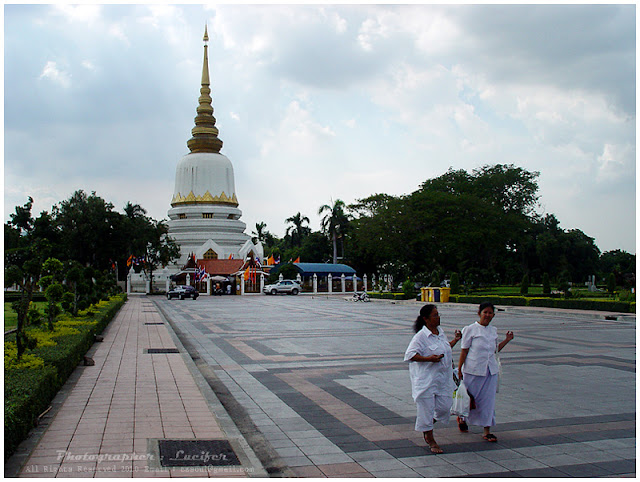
[153,300,271,478]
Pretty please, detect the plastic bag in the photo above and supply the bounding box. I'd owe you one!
[451,380,471,417]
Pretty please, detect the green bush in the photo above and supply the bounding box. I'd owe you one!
[369,291,410,300]
[4,294,126,461]
[520,274,530,295]
[450,273,460,295]
[542,273,551,295]
[447,293,634,313]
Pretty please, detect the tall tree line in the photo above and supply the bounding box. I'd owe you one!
[258,164,634,289]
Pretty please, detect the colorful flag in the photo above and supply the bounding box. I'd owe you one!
[255,255,262,268]
[293,257,300,263]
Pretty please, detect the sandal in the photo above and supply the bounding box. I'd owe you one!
[429,444,443,454]
[457,416,468,432]
[483,433,498,442]
[423,433,444,454]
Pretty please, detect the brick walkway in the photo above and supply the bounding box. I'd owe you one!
[7,296,266,478]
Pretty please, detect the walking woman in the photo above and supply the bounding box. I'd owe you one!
[404,304,461,453]
[457,302,514,442]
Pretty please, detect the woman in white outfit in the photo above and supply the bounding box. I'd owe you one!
[404,304,461,453]
[457,302,514,442]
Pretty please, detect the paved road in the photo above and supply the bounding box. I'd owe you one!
[153,295,636,477]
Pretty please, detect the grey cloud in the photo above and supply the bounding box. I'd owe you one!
[455,5,635,114]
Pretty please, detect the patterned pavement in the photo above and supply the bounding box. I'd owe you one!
[154,294,636,477]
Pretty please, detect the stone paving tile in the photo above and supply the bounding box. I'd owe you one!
[15,295,628,478]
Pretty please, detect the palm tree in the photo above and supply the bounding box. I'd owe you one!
[318,199,349,264]
[252,221,267,244]
[285,213,310,247]
[123,201,147,220]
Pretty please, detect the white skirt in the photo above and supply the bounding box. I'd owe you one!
[463,367,498,427]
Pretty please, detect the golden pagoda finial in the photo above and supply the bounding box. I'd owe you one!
[187,24,223,153]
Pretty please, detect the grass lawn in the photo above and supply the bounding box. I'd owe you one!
[4,302,47,331]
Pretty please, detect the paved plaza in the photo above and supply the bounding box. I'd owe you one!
[156,294,635,477]
[8,294,635,478]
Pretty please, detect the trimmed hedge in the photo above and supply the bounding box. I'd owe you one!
[448,294,635,313]
[369,291,414,301]
[4,294,127,460]
[4,291,47,303]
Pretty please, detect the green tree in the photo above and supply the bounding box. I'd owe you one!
[607,272,617,294]
[252,222,268,245]
[542,272,551,295]
[285,213,311,247]
[318,199,350,264]
[450,272,460,295]
[143,220,180,294]
[520,273,530,295]
[39,257,65,331]
[4,198,45,358]
[53,190,121,270]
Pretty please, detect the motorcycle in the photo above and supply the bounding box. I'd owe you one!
[352,291,370,302]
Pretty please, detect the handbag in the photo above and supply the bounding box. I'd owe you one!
[451,380,471,418]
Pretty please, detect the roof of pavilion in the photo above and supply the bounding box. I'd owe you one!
[280,262,356,276]
[199,259,245,276]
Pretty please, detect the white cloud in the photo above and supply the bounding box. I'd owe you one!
[53,4,101,24]
[4,4,636,253]
[596,143,635,183]
[39,61,71,88]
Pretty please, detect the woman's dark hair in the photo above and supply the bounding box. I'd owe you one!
[478,301,495,314]
[414,304,437,333]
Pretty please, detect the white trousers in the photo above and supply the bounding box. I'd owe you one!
[414,393,452,432]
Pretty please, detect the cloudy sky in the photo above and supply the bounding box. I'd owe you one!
[4,4,636,254]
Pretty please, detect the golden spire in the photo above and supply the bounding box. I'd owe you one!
[187,24,223,153]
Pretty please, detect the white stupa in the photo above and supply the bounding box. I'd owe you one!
[167,26,262,266]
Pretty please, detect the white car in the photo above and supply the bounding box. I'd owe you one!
[263,280,301,295]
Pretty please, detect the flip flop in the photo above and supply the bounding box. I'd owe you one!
[483,433,498,442]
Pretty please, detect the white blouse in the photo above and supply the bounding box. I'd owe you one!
[404,326,454,400]
[460,321,499,376]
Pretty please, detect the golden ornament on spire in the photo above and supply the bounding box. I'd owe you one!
[187,24,223,153]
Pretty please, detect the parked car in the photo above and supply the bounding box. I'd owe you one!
[263,280,301,295]
[167,285,199,300]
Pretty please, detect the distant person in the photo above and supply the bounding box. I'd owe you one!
[404,304,462,453]
[457,302,514,442]
[226,284,231,295]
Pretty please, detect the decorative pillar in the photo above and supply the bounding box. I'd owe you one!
[328,274,333,293]
[207,277,211,295]
[279,273,284,282]
[296,273,302,284]
[313,273,318,293]
[127,269,132,295]
[186,274,191,286]
[165,277,170,293]
[353,274,358,293]
[260,273,265,293]
[363,274,368,292]
[341,274,346,293]
[240,273,245,295]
